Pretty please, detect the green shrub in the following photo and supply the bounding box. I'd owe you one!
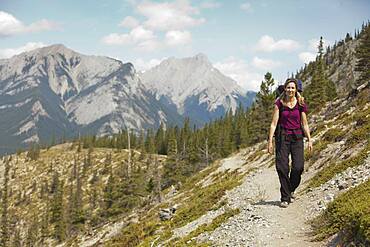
[346,122,370,147]
[311,179,370,245]
[173,208,240,246]
[107,220,170,247]
[311,123,327,138]
[305,140,329,163]
[345,105,370,146]
[172,171,242,228]
[322,128,345,142]
[107,170,242,246]
[355,88,370,107]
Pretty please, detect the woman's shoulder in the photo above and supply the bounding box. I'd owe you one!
[299,101,308,112]
[274,99,282,107]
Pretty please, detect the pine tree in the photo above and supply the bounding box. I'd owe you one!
[305,36,337,112]
[232,103,244,149]
[355,21,370,85]
[89,170,99,211]
[222,111,234,156]
[152,157,162,203]
[187,135,199,164]
[68,160,85,233]
[40,201,49,244]
[50,178,66,242]
[179,118,191,157]
[138,129,146,160]
[155,123,166,155]
[101,167,123,217]
[345,32,352,42]
[248,72,275,144]
[162,128,179,188]
[145,129,156,154]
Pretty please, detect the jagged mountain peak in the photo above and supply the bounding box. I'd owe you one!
[194,52,208,60]
[140,53,254,124]
[37,43,71,54]
[16,43,78,60]
[160,53,212,69]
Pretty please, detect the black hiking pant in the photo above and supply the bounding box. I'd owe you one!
[275,134,304,203]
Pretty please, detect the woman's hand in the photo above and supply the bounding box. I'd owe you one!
[267,141,274,154]
[307,140,313,152]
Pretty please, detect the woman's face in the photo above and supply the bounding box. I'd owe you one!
[285,82,296,97]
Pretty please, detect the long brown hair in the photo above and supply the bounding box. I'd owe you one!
[278,78,305,106]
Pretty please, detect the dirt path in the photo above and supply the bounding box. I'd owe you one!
[196,152,325,247]
[241,166,321,247]
[168,144,369,246]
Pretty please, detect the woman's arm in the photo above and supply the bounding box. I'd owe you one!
[301,112,313,152]
[267,105,279,154]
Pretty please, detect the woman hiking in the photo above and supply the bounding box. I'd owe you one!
[267,78,313,208]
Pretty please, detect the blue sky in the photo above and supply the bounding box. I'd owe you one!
[0,0,369,91]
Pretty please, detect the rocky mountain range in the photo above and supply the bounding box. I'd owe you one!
[0,45,255,154]
[140,54,255,125]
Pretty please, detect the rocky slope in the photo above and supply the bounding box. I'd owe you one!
[299,37,362,96]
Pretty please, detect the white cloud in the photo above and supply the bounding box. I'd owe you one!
[0,42,47,59]
[119,16,140,28]
[200,1,221,9]
[135,39,162,52]
[136,0,205,31]
[104,1,204,52]
[255,35,300,52]
[129,26,156,42]
[102,26,156,44]
[102,33,132,45]
[0,11,58,37]
[252,56,281,70]
[134,57,163,72]
[103,26,192,51]
[26,19,58,32]
[298,52,316,64]
[102,26,162,52]
[165,30,192,46]
[240,2,252,12]
[214,57,263,92]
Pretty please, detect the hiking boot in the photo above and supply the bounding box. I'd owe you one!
[290,192,296,202]
[280,201,289,208]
